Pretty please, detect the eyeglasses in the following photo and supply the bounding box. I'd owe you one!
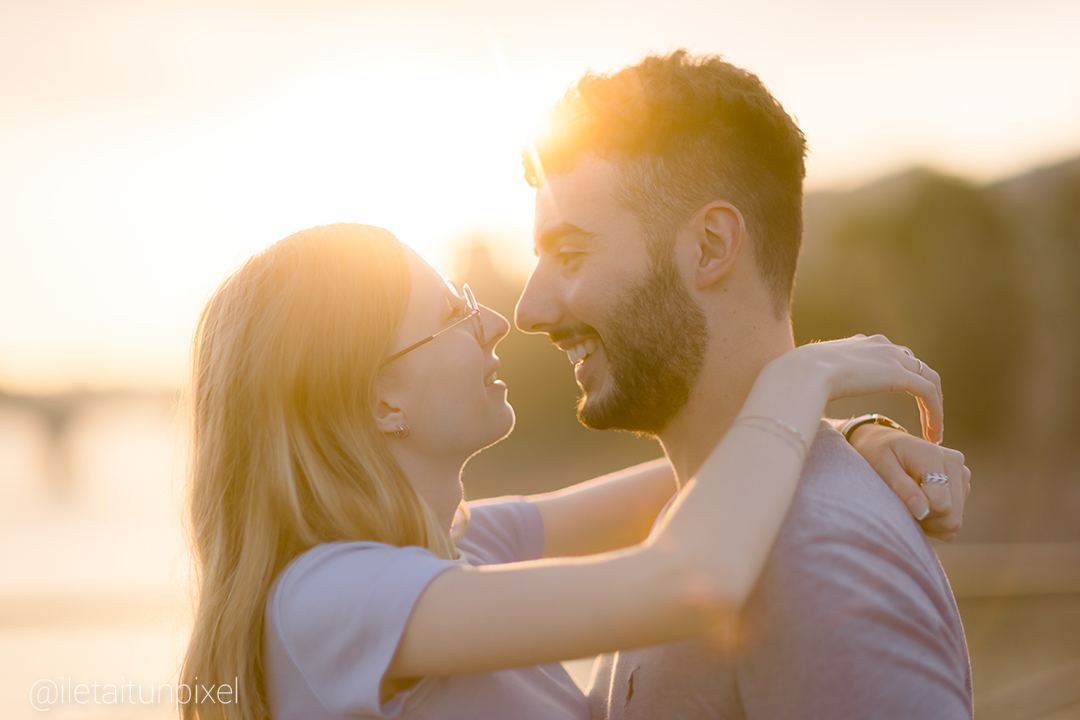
[384,282,485,364]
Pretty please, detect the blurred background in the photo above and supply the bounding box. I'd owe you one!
[2,1,1078,718]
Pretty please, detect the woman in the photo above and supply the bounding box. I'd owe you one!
[181,223,963,720]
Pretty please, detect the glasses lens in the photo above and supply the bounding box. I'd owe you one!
[462,284,485,344]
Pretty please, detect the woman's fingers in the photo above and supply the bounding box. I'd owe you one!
[900,446,967,542]
[907,372,944,445]
[819,335,957,533]
[861,424,967,540]
[875,453,932,521]
[893,340,943,441]
[897,345,943,444]
[921,362,944,443]
[805,335,943,441]
[919,475,952,521]
[921,450,970,542]
[855,336,942,441]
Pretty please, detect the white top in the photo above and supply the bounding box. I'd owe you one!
[265,496,589,720]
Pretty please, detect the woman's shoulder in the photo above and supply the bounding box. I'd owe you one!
[269,541,456,640]
[264,542,458,718]
[459,496,545,565]
[273,540,450,594]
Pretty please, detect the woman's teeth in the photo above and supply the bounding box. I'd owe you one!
[567,338,599,365]
[484,370,499,386]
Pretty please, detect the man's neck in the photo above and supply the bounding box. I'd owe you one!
[658,322,795,485]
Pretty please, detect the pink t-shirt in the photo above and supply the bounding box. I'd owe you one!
[265,497,589,720]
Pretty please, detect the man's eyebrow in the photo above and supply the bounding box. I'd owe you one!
[533,223,597,257]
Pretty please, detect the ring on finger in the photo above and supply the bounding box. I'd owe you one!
[920,472,949,486]
[917,359,926,376]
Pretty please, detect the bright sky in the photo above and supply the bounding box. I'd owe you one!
[2,0,1079,392]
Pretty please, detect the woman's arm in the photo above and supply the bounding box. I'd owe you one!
[529,458,675,558]
[530,421,968,558]
[389,335,941,679]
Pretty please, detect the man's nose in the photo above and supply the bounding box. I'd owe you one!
[514,265,559,334]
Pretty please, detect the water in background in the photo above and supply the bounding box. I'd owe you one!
[0,396,190,719]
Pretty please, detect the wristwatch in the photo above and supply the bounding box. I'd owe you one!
[841,413,908,442]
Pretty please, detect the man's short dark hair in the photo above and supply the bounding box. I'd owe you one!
[524,50,807,315]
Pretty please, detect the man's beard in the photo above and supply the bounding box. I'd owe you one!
[578,254,708,435]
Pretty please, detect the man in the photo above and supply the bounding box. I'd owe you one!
[514,51,973,719]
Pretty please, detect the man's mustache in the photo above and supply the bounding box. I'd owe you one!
[546,325,600,345]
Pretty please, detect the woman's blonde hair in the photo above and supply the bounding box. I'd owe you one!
[180,223,456,720]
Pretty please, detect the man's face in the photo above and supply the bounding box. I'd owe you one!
[514,157,707,434]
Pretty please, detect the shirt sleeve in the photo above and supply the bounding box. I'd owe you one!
[737,530,973,719]
[458,495,545,564]
[267,542,457,718]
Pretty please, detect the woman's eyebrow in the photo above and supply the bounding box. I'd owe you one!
[439,287,462,321]
[441,286,459,307]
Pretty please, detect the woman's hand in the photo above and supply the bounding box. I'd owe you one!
[849,424,971,541]
[773,334,962,538]
[768,334,944,444]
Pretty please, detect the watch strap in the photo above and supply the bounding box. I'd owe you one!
[841,413,908,442]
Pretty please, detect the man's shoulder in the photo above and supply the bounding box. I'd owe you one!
[730,425,973,718]
[781,424,934,556]
[587,425,973,720]
[754,424,964,645]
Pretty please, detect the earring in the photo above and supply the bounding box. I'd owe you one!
[394,422,410,439]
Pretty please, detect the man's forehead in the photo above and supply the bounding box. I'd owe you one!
[532,157,625,239]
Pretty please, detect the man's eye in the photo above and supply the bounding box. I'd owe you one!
[557,246,584,263]
[448,304,469,320]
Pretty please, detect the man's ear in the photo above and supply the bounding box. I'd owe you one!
[693,201,746,291]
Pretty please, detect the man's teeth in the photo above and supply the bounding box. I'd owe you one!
[484,370,498,386]
[567,338,600,365]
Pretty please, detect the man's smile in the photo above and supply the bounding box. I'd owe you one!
[562,337,601,366]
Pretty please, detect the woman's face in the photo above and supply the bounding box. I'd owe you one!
[380,247,514,460]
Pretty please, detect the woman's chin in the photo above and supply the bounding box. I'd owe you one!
[491,404,516,446]
[470,405,515,458]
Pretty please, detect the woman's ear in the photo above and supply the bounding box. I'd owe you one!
[694,201,746,291]
[373,398,406,435]
[373,372,407,434]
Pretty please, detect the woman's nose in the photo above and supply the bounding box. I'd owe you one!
[479,305,511,347]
